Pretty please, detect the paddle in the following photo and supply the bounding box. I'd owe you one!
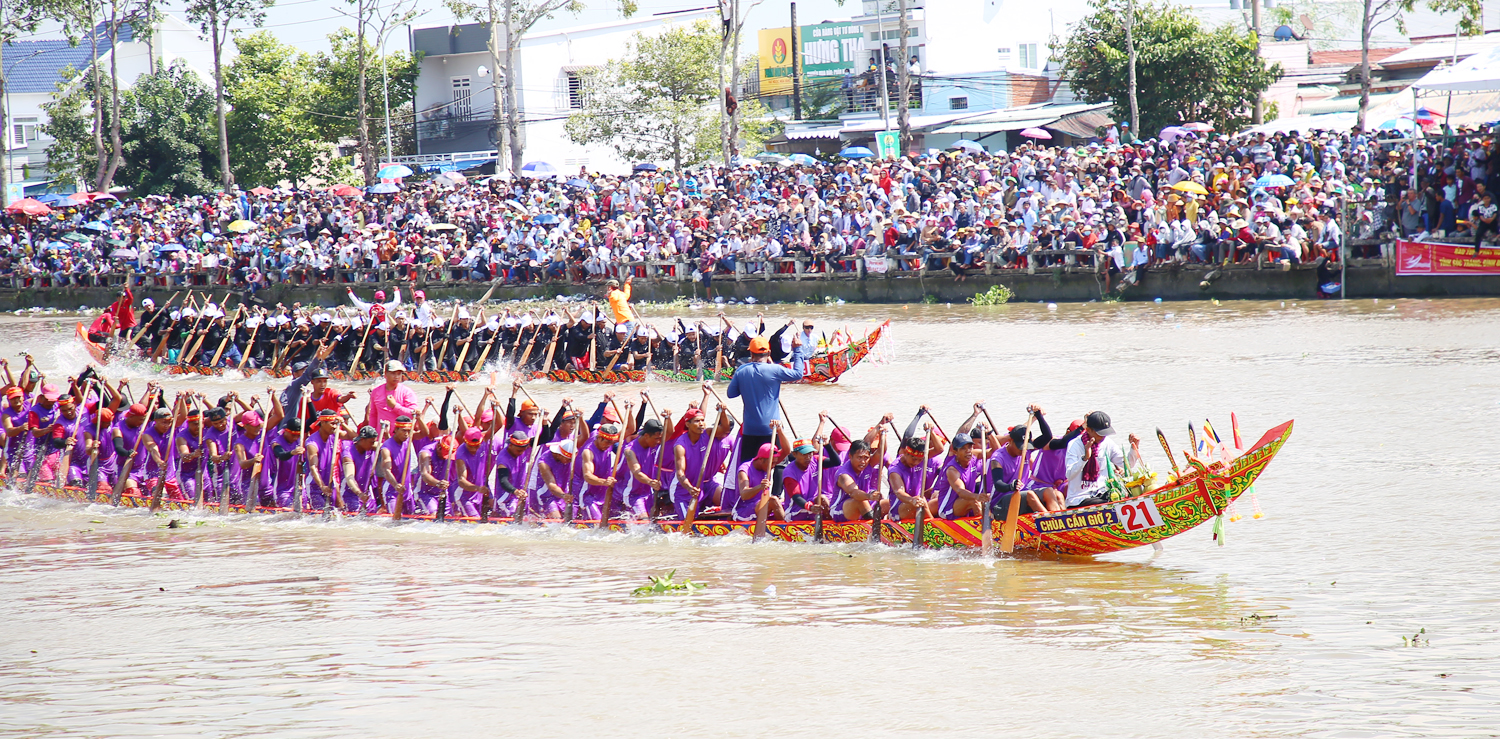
[208,306,244,369]
[111,389,162,505]
[914,425,934,550]
[244,394,274,514]
[191,398,208,510]
[870,424,888,545]
[290,394,309,514]
[977,423,993,555]
[999,410,1036,555]
[1187,422,1200,460]
[84,379,107,501]
[128,291,180,347]
[597,398,630,528]
[149,393,183,512]
[347,307,378,374]
[683,403,724,529]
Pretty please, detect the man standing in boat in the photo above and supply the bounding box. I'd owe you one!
[726,337,800,464]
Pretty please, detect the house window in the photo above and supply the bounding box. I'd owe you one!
[949,96,968,110]
[566,71,585,110]
[996,46,1012,63]
[1018,43,1039,69]
[451,77,472,117]
[10,117,39,148]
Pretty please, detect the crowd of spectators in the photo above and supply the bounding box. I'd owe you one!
[2,122,1482,296]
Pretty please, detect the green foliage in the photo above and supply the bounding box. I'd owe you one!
[969,284,1014,306]
[631,569,707,597]
[40,66,106,189]
[565,19,730,169]
[1061,0,1281,135]
[118,61,221,195]
[309,28,421,153]
[225,31,353,187]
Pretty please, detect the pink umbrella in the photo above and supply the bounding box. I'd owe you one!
[1183,121,1214,132]
[330,184,363,197]
[4,198,51,216]
[1019,127,1052,140]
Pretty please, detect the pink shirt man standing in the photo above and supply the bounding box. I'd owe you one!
[368,360,419,429]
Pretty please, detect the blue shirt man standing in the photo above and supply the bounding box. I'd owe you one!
[726,336,801,464]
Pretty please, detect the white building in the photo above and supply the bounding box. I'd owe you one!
[3,14,221,202]
[404,8,717,176]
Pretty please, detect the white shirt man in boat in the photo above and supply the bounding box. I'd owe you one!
[1064,411,1126,508]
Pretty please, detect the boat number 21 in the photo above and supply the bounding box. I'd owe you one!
[1115,498,1164,533]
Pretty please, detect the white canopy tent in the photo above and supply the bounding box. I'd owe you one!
[1406,45,1500,187]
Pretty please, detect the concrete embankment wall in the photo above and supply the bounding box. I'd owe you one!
[6,261,1500,311]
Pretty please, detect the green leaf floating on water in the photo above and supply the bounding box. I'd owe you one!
[631,569,707,597]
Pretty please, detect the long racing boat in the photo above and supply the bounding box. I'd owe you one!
[74,321,890,386]
[8,417,1291,557]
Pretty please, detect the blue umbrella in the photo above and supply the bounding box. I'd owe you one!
[1255,173,1295,188]
[951,139,985,153]
[632,162,659,173]
[79,221,109,232]
[532,213,560,225]
[157,243,185,253]
[36,193,75,206]
[376,164,413,179]
[566,178,593,190]
[840,146,875,159]
[787,153,817,165]
[520,161,558,178]
[366,183,400,194]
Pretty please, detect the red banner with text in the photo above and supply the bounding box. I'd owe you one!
[1395,239,1500,276]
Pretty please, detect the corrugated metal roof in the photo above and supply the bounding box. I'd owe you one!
[3,24,128,94]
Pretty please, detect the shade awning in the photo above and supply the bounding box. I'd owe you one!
[1045,109,1114,139]
[934,115,1061,135]
[1414,44,1500,94]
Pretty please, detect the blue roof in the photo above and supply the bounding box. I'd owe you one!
[3,23,132,94]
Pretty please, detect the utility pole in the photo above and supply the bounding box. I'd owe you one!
[896,0,910,153]
[790,2,801,121]
[1250,0,1263,124]
[876,1,889,129]
[1125,0,1138,131]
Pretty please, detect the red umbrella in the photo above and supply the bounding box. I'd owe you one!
[5,198,51,216]
[330,184,363,197]
[250,186,274,196]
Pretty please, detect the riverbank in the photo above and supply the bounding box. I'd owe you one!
[5,258,1498,310]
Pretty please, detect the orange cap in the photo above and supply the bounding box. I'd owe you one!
[748,337,770,355]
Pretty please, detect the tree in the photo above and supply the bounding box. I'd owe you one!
[40,65,114,189]
[310,28,421,163]
[186,0,275,189]
[0,0,80,207]
[1354,0,1479,131]
[43,60,219,195]
[1061,0,1280,135]
[117,60,220,195]
[97,0,156,191]
[566,20,731,170]
[225,31,351,187]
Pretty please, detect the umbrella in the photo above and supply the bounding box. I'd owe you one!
[839,146,875,159]
[79,221,109,232]
[156,243,185,253]
[105,237,125,246]
[72,191,115,203]
[6,198,51,216]
[434,171,466,186]
[46,241,68,251]
[366,183,400,194]
[377,164,414,179]
[1171,181,1209,196]
[1377,117,1418,132]
[279,226,304,236]
[249,186,274,196]
[787,153,817,165]
[425,223,459,231]
[1158,126,1188,142]
[532,213,560,225]
[951,139,985,153]
[1182,121,1214,132]
[632,162,659,173]
[731,156,761,167]
[520,161,558,178]
[36,193,76,206]
[566,178,594,190]
[330,184,363,197]
[1254,173,1295,188]
[227,219,257,233]
[110,247,139,259]
[754,153,787,164]
[61,231,92,244]
[1019,128,1052,140]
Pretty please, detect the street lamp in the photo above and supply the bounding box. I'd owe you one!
[3,46,71,208]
